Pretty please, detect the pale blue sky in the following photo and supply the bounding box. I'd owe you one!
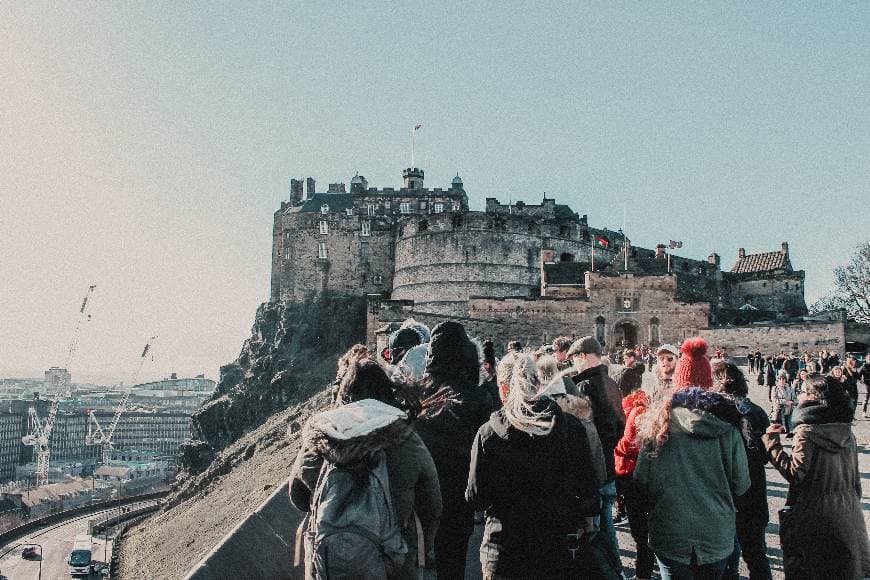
[2,3,868,383]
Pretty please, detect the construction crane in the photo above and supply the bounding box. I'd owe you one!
[22,285,97,487]
[86,336,157,465]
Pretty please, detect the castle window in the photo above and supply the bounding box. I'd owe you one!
[345,208,354,216]
[452,201,461,211]
[318,241,328,259]
[419,200,427,211]
[763,282,767,288]
[319,221,329,235]
[320,204,329,214]
[360,242,369,261]
[419,219,429,232]
[434,202,444,213]
[785,282,789,291]
[361,222,371,236]
[650,317,660,346]
[373,274,383,285]
[367,204,376,216]
[400,202,411,214]
[560,252,574,262]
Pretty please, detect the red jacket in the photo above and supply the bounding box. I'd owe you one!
[614,389,649,477]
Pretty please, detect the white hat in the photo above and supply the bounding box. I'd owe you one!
[656,343,679,356]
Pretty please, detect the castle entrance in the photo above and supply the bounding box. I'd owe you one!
[613,320,639,348]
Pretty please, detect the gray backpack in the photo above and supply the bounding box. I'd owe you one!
[296,451,407,579]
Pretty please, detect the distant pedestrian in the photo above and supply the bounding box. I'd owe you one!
[859,356,870,417]
[764,374,870,578]
[771,372,796,432]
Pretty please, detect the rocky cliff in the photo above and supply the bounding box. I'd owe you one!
[114,295,365,579]
[189,294,366,459]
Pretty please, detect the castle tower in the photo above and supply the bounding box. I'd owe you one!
[451,174,463,190]
[350,173,368,193]
[402,167,424,190]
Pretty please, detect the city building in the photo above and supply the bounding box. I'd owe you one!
[91,411,193,456]
[44,367,71,394]
[0,411,24,482]
[128,374,216,411]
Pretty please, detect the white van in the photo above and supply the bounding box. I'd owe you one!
[68,534,93,577]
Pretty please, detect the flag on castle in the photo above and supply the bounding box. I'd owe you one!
[414,124,422,130]
[595,236,610,249]
[669,240,683,249]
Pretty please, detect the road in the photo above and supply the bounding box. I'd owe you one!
[0,500,157,580]
[463,364,870,579]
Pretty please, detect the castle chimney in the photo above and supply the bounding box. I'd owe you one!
[738,247,746,259]
[781,242,789,256]
[327,183,346,193]
[655,244,666,259]
[306,177,316,197]
[290,179,304,203]
[402,167,424,190]
[708,253,721,267]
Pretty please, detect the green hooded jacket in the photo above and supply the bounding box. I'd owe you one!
[635,397,750,565]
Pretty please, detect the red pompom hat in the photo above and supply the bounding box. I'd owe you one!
[674,337,713,390]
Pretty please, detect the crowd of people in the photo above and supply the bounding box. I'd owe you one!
[289,319,870,580]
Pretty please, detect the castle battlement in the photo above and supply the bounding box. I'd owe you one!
[271,166,807,323]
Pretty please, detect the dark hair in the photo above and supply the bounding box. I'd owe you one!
[552,336,573,353]
[482,339,497,367]
[714,362,748,397]
[507,340,522,352]
[336,360,420,419]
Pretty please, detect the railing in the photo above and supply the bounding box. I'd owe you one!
[0,490,168,547]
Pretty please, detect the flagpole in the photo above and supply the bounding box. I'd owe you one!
[667,249,671,274]
[591,244,595,272]
[623,203,628,271]
[410,126,415,167]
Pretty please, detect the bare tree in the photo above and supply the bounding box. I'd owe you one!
[810,242,870,323]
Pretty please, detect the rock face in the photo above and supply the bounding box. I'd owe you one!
[188,295,366,459]
[114,295,366,579]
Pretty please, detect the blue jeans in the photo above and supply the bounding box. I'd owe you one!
[657,554,727,580]
[585,481,623,579]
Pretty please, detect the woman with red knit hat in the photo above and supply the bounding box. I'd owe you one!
[673,337,714,390]
[635,337,750,580]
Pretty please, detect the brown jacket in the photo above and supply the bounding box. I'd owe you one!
[764,420,870,578]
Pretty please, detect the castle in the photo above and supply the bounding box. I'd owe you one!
[272,167,854,357]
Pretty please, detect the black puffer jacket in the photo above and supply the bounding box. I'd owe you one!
[573,365,623,480]
[466,399,601,579]
[416,322,496,509]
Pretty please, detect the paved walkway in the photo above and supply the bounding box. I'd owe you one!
[464,365,870,579]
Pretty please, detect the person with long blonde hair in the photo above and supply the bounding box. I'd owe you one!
[466,354,601,579]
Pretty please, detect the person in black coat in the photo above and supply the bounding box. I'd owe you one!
[415,321,496,580]
[713,361,773,580]
[467,354,601,579]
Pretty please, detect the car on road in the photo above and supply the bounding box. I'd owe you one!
[21,545,39,559]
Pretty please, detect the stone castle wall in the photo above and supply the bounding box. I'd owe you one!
[391,213,616,315]
[699,319,845,355]
[274,210,394,301]
[729,273,807,315]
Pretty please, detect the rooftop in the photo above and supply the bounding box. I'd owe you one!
[731,251,790,274]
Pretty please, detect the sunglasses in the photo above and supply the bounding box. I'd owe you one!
[658,355,675,362]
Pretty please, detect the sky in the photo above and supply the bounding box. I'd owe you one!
[1,2,868,384]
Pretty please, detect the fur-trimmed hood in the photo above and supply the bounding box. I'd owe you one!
[302,399,413,467]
